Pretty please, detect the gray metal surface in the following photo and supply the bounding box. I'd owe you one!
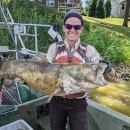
[0,6,63,59]
[0,5,21,59]
[87,98,130,130]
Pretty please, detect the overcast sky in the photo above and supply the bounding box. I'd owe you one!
[81,0,86,8]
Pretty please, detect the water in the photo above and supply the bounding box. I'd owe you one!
[88,80,130,117]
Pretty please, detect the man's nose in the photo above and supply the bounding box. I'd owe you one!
[70,27,75,31]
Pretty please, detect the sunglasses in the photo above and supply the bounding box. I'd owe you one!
[64,24,82,30]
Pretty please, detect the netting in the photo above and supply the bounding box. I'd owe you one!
[2,83,45,105]
[16,82,45,103]
[0,82,46,122]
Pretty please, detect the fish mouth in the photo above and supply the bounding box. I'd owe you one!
[62,78,106,94]
[60,73,107,95]
[59,63,108,94]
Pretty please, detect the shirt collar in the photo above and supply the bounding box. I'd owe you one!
[64,38,81,51]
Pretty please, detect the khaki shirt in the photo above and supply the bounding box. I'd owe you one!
[46,38,102,63]
[46,39,103,98]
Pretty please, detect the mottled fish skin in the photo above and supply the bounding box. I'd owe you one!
[0,57,107,99]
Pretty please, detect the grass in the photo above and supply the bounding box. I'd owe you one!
[83,16,130,41]
[80,16,130,63]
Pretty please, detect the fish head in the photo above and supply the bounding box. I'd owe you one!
[60,63,108,94]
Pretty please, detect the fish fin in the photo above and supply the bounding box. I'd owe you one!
[13,77,25,84]
[47,86,61,103]
[31,54,48,63]
[3,78,14,87]
[0,78,24,91]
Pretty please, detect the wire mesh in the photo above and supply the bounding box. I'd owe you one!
[16,82,45,103]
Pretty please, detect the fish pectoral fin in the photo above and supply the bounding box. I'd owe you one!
[31,54,48,63]
[47,86,62,103]
[3,78,14,87]
[13,77,25,84]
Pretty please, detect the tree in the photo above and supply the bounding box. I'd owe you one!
[122,0,130,27]
[85,0,92,16]
[86,0,92,9]
[96,0,105,18]
[105,0,111,18]
[88,0,97,17]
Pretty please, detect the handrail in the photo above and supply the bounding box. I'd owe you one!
[0,4,22,59]
[0,5,63,59]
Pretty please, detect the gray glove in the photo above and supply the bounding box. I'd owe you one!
[99,59,112,74]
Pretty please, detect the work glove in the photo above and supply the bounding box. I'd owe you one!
[99,59,112,74]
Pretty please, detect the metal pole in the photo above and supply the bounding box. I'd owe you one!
[0,5,21,59]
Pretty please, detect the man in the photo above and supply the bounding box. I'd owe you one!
[46,10,115,130]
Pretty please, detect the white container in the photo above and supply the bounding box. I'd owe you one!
[0,119,34,130]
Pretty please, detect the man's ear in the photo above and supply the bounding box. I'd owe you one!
[81,26,84,32]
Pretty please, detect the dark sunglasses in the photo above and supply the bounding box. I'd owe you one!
[64,24,82,30]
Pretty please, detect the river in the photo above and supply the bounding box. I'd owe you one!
[88,80,130,117]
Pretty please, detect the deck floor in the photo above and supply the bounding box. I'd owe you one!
[43,118,70,130]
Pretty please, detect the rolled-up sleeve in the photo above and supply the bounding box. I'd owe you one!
[86,45,103,63]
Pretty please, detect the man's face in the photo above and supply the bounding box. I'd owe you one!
[62,17,83,44]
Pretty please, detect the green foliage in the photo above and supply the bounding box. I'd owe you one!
[80,10,87,16]
[86,0,92,8]
[104,40,130,63]
[88,0,97,17]
[0,0,65,53]
[105,0,111,18]
[80,24,130,63]
[0,0,130,63]
[84,7,89,16]
[0,30,11,47]
[96,0,105,18]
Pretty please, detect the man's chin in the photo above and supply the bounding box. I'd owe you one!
[68,38,78,42]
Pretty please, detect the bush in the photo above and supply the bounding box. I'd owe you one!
[80,10,87,16]
[0,0,130,63]
[80,24,130,63]
[0,0,65,53]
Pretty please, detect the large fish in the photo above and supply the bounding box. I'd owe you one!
[0,55,107,101]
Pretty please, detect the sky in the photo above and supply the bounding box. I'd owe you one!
[81,0,87,8]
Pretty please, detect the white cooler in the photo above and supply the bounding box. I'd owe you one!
[0,119,34,130]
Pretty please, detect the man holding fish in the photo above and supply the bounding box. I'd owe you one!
[47,10,115,130]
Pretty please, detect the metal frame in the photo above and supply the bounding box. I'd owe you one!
[0,5,62,59]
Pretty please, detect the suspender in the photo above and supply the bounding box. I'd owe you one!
[57,41,88,62]
[77,43,88,62]
[68,51,73,63]
[57,41,65,52]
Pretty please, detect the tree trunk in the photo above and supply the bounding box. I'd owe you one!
[122,0,130,27]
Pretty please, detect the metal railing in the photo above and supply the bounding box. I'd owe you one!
[58,2,81,10]
[0,5,63,59]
